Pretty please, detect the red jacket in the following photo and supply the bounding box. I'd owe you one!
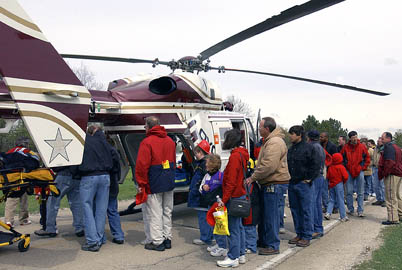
[222,147,249,204]
[378,142,402,179]
[327,153,349,189]
[340,140,370,178]
[135,125,176,195]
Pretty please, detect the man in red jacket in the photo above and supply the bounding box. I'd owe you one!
[135,116,176,251]
[340,131,370,217]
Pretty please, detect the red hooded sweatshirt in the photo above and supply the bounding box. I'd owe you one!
[327,153,349,189]
[222,147,249,204]
[340,139,370,178]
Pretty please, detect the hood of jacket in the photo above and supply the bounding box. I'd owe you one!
[345,139,361,151]
[332,153,343,165]
[146,125,167,138]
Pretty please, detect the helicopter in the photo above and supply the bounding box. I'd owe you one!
[0,0,394,213]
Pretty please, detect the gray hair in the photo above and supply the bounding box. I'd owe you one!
[145,116,160,129]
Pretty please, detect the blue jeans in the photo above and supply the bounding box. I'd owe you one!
[346,171,364,213]
[107,197,124,241]
[288,181,313,240]
[227,196,246,260]
[327,182,346,219]
[364,175,373,199]
[244,225,257,253]
[277,184,288,229]
[311,176,324,234]
[260,185,280,250]
[372,167,385,202]
[80,174,110,245]
[322,178,329,209]
[46,174,83,234]
[197,210,213,245]
[215,234,227,249]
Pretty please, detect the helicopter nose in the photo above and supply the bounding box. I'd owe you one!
[149,76,177,95]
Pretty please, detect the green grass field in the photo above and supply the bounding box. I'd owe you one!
[354,224,402,270]
[0,174,137,218]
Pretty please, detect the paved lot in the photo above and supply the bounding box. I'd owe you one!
[0,197,386,270]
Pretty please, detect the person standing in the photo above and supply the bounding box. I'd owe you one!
[319,132,338,213]
[79,125,114,252]
[188,140,213,246]
[4,137,39,227]
[287,126,320,248]
[308,131,326,239]
[34,166,84,238]
[247,117,290,256]
[136,116,176,251]
[362,139,374,201]
[105,137,124,244]
[216,129,248,268]
[378,132,402,225]
[372,138,386,206]
[337,135,347,153]
[340,131,370,217]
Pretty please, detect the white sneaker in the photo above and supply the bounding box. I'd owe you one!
[211,247,228,257]
[239,255,246,264]
[340,217,349,222]
[217,257,239,268]
[245,248,252,254]
[279,227,286,234]
[207,244,219,252]
[283,213,287,218]
[193,239,205,245]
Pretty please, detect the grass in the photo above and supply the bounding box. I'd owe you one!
[354,224,402,270]
[0,172,137,218]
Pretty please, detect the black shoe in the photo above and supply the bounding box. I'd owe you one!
[312,232,323,239]
[381,202,387,207]
[372,201,383,206]
[34,229,57,238]
[163,239,171,249]
[81,243,100,252]
[112,238,124,244]
[332,208,339,214]
[75,230,85,237]
[145,242,165,251]
[382,220,399,225]
[322,207,327,214]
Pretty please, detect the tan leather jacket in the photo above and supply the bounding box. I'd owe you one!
[251,128,290,185]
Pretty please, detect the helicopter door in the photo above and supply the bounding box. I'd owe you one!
[210,120,233,170]
[109,134,130,184]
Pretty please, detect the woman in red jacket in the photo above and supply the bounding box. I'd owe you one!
[217,129,249,268]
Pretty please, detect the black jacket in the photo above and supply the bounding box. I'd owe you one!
[323,141,338,155]
[109,147,121,198]
[79,130,113,176]
[287,140,321,184]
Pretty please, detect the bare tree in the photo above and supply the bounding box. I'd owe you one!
[71,62,104,90]
[225,95,255,119]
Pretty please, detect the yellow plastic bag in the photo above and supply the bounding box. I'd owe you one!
[213,206,230,236]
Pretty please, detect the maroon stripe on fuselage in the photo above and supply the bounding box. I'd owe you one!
[0,22,82,85]
[103,113,182,127]
[89,90,118,103]
[17,100,89,131]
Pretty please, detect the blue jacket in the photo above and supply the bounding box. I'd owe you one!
[187,158,206,208]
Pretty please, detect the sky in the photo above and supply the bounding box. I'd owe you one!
[18,0,402,140]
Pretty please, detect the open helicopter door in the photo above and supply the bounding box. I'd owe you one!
[0,0,91,167]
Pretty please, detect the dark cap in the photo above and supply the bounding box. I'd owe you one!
[307,130,320,140]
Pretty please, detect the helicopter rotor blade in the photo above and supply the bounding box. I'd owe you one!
[60,54,170,66]
[199,0,344,61]
[210,67,390,96]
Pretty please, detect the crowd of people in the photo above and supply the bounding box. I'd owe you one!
[2,115,401,267]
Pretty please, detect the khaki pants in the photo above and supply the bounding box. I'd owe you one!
[143,190,173,245]
[384,175,402,222]
[4,192,29,225]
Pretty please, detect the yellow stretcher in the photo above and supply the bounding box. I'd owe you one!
[0,168,58,252]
